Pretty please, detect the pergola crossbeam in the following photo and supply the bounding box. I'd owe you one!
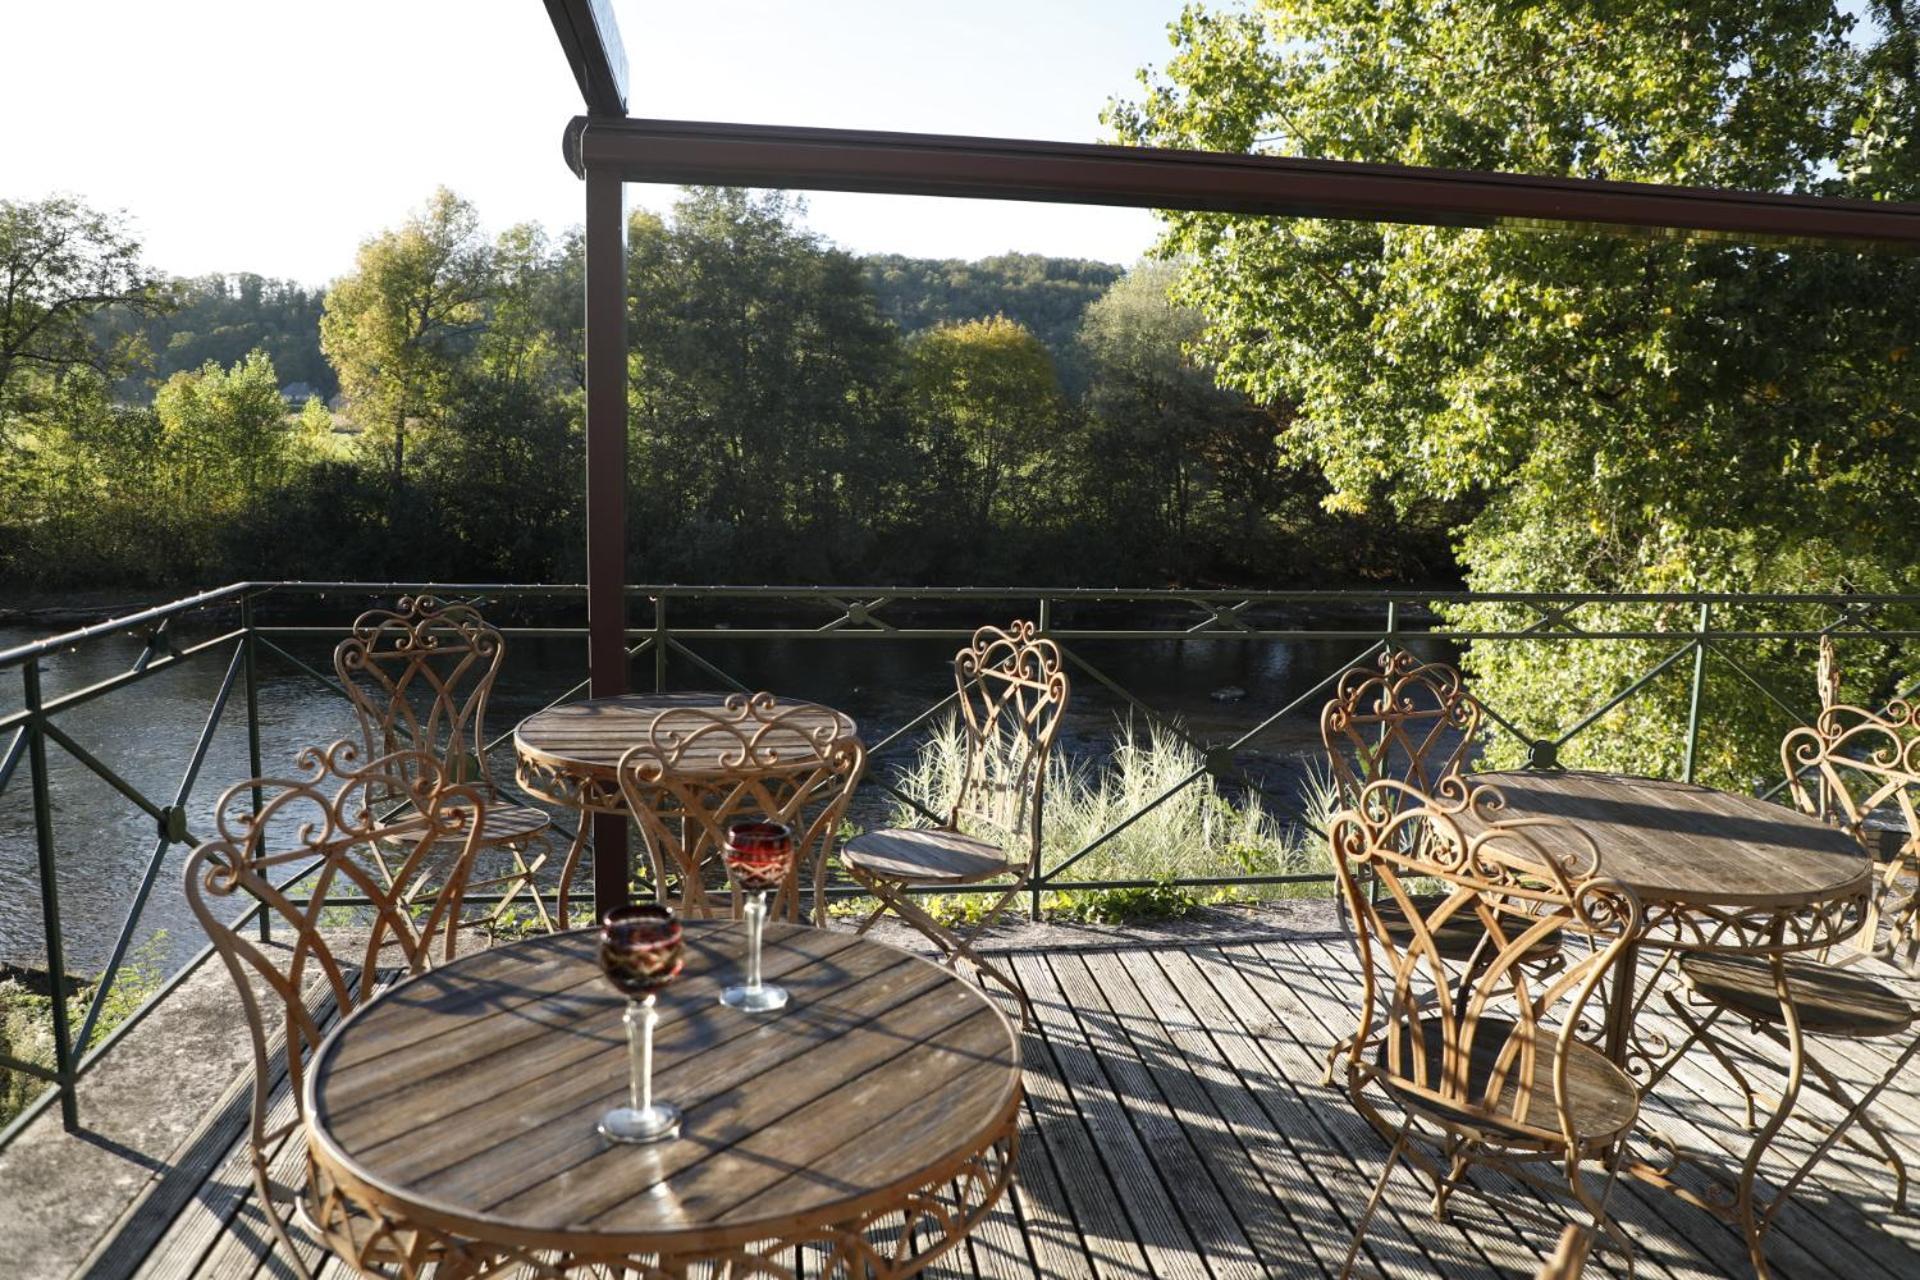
[566,115,1920,246]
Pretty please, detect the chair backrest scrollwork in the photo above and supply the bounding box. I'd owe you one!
[1329,777,1641,1150]
[616,693,866,917]
[1321,648,1482,808]
[950,620,1070,872]
[183,741,488,1164]
[1782,700,1920,964]
[334,595,507,801]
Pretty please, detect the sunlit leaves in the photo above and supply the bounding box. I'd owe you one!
[1111,0,1920,783]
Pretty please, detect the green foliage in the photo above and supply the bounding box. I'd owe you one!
[98,273,334,400]
[1071,260,1421,583]
[623,188,907,582]
[1044,884,1201,924]
[154,350,299,496]
[906,316,1069,535]
[321,187,494,492]
[0,195,168,414]
[863,252,1121,392]
[1110,0,1920,784]
[1,183,1447,593]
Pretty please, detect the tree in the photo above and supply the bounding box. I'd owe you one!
[101,273,333,399]
[0,195,167,411]
[864,253,1122,393]
[1110,1,1920,784]
[1076,261,1284,578]
[624,188,908,579]
[476,222,570,392]
[153,350,294,499]
[320,188,493,494]
[906,316,1068,534]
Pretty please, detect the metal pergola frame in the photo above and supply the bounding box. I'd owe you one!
[540,0,1920,916]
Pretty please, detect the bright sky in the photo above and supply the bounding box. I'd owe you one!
[0,0,1183,287]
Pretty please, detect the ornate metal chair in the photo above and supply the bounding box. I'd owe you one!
[1667,695,1920,1214]
[1319,649,1562,1083]
[183,742,490,1280]
[1329,777,1643,1277]
[840,620,1068,1009]
[612,692,866,920]
[334,594,559,931]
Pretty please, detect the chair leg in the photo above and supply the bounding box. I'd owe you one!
[1753,1022,1920,1218]
[853,894,890,936]
[1431,1136,1469,1221]
[1341,1120,1414,1280]
[553,819,592,929]
[851,870,1034,1026]
[1567,1142,1636,1280]
[1791,1044,1910,1212]
[254,1156,317,1280]
[1657,990,1748,1108]
[485,834,555,934]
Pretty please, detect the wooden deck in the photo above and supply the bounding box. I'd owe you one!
[78,935,1920,1279]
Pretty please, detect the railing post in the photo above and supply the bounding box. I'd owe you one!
[1031,596,1050,921]
[1682,600,1711,783]
[24,659,78,1131]
[243,595,270,943]
[654,594,667,694]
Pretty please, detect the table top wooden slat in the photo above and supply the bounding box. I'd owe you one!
[514,692,858,781]
[352,944,944,1193]
[305,924,1021,1254]
[1466,771,1869,910]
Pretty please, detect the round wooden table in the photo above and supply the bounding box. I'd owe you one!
[1466,770,1873,1275]
[514,693,860,921]
[302,924,1020,1279]
[1469,771,1871,959]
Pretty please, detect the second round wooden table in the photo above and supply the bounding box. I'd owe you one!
[514,692,859,921]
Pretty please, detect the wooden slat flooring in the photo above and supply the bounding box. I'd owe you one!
[86,938,1920,1279]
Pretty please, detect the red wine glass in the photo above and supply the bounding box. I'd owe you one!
[597,903,684,1143]
[721,820,795,1012]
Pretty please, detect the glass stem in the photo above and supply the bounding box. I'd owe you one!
[746,890,767,992]
[626,995,657,1114]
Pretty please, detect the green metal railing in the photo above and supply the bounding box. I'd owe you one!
[4,579,1919,1145]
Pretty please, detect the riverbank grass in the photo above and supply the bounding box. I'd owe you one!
[867,716,1334,925]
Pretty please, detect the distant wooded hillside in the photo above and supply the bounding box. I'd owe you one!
[863,253,1122,392]
[95,273,335,401]
[97,254,1122,406]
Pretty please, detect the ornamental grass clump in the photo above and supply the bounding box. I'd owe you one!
[885,715,1333,904]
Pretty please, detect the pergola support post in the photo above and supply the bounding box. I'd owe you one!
[584,160,630,919]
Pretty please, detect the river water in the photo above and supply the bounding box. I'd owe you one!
[0,618,1380,979]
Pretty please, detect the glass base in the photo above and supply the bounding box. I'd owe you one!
[598,1102,682,1144]
[721,981,790,1012]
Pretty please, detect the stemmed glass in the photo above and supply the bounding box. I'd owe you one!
[597,903,685,1144]
[720,819,796,1012]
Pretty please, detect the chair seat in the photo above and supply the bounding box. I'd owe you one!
[1379,892,1563,965]
[1377,1015,1639,1143]
[387,802,552,846]
[843,827,1013,884]
[1679,952,1916,1038]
